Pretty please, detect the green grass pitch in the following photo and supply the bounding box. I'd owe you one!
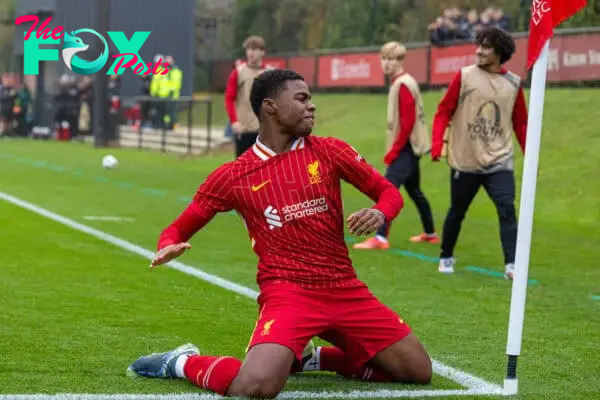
[0,88,599,399]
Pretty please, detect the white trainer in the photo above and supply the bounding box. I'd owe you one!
[438,257,455,274]
[504,263,515,280]
[301,341,320,372]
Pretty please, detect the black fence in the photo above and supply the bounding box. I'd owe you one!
[117,96,215,154]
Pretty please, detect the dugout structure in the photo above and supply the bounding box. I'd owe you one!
[12,0,195,146]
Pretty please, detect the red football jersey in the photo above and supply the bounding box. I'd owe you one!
[159,135,403,289]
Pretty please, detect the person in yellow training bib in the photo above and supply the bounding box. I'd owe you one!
[149,54,169,129]
[164,55,183,130]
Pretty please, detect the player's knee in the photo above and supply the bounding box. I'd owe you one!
[244,382,282,399]
[406,187,424,201]
[409,355,433,384]
[496,202,516,222]
[447,206,467,221]
[393,360,432,384]
[387,352,432,384]
[384,173,402,187]
[237,374,284,399]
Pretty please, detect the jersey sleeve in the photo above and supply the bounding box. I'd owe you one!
[157,163,235,250]
[224,69,239,123]
[327,138,403,221]
[384,84,416,165]
[193,163,235,213]
[432,69,461,159]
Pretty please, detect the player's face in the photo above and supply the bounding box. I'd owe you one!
[476,43,500,68]
[246,47,265,65]
[275,80,316,137]
[380,57,400,75]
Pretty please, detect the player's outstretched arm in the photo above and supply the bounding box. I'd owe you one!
[151,163,235,269]
[150,242,192,269]
[347,208,386,236]
[150,202,215,269]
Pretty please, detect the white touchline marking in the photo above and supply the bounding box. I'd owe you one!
[0,191,504,398]
[83,216,136,222]
[0,387,508,400]
[0,192,258,300]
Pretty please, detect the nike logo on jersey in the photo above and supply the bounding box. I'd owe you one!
[252,180,271,192]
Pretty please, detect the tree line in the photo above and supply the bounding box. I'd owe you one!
[225,0,600,56]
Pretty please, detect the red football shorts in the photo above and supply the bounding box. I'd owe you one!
[246,281,411,367]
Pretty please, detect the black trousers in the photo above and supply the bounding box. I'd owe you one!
[141,100,150,124]
[152,101,166,128]
[235,131,259,158]
[440,169,517,264]
[377,146,435,238]
[14,114,28,136]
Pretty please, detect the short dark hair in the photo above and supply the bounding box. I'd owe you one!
[476,27,516,65]
[250,69,305,117]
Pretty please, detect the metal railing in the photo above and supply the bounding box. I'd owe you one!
[118,95,214,154]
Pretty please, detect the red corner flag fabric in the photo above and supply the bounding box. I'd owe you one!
[527,0,588,70]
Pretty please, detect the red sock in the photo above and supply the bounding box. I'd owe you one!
[183,355,242,395]
[319,346,392,382]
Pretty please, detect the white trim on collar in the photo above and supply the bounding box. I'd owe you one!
[252,137,305,161]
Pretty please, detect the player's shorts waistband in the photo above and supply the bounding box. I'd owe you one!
[258,277,366,292]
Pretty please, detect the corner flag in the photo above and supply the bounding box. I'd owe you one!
[527,0,588,70]
[504,0,587,396]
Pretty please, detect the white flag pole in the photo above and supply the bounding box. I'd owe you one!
[503,40,550,396]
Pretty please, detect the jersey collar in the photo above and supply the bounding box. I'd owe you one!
[252,137,305,161]
[392,71,406,82]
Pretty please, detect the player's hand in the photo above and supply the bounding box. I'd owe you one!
[149,243,192,270]
[347,208,385,236]
[432,156,441,162]
[231,122,244,135]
